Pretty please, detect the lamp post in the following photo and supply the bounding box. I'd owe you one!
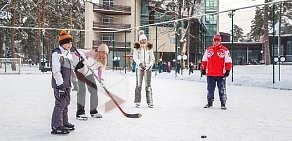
[175,20,179,78]
[228,10,235,82]
[155,25,158,76]
[112,32,115,71]
[278,2,282,82]
[124,31,127,74]
[272,3,275,84]
[40,29,45,71]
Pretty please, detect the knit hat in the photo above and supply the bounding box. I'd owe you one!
[138,30,147,41]
[213,33,222,42]
[58,30,73,46]
[97,43,109,54]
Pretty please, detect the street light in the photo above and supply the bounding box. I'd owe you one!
[228,10,235,82]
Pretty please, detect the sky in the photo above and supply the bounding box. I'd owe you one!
[219,0,264,35]
[0,64,291,140]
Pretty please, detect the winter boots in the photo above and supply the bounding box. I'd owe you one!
[64,123,75,131]
[135,103,140,108]
[135,103,154,108]
[148,103,154,108]
[51,126,70,134]
[204,101,213,108]
[76,109,102,120]
[221,103,227,110]
[203,103,227,110]
[76,114,88,120]
[90,110,102,118]
[204,104,213,108]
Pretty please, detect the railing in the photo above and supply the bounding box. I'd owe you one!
[93,22,131,30]
[93,40,131,48]
[93,3,131,14]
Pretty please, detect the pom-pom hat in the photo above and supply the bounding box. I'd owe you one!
[138,30,147,41]
[58,30,73,46]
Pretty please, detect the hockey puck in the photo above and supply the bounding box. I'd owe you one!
[201,135,207,138]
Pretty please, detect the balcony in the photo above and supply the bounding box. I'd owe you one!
[93,22,131,31]
[93,3,131,15]
[93,40,131,49]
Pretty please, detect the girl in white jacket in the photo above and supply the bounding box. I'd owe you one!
[133,32,155,108]
[73,44,109,120]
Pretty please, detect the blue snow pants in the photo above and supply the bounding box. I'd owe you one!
[206,76,227,105]
[51,88,70,128]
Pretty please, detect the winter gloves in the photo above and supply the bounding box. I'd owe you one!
[139,63,152,70]
[74,61,84,72]
[224,70,230,77]
[201,70,230,77]
[56,84,67,99]
[139,63,146,70]
[201,70,206,75]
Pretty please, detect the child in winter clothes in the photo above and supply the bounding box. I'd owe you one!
[201,33,232,110]
[51,30,76,134]
[133,31,155,108]
[72,44,109,120]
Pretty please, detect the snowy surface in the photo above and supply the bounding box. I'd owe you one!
[0,64,291,141]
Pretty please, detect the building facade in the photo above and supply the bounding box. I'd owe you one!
[84,0,209,69]
[204,0,219,47]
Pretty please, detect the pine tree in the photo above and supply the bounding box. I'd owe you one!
[232,24,244,42]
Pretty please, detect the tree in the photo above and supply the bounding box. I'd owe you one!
[250,7,265,41]
[232,24,244,42]
[0,0,85,68]
[148,0,204,69]
[249,1,292,64]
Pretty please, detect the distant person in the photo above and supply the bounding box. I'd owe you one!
[201,33,232,110]
[73,44,109,120]
[133,30,155,108]
[51,30,76,134]
[176,62,181,74]
[158,61,162,73]
[189,62,194,75]
[167,61,172,73]
[28,58,32,67]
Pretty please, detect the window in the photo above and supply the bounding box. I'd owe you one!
[103,0,114,6]
[102,16,113,24]
[206,25,217,36]
[205,15,217,24]
[102,34,113,41]
[287,41,292,55]
[206,0,217,11]
[141,0,148,15]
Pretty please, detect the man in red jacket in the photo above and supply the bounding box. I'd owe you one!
[200,33,232,110]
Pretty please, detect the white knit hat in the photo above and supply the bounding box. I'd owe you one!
[138,30,147,41]
[139,34,147,41]
[97,43,109,54]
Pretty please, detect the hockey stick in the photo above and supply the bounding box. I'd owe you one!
[72,47,142,118]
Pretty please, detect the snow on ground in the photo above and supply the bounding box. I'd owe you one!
[0,64,291,141]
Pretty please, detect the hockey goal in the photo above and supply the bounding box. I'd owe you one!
[0,58,21,74]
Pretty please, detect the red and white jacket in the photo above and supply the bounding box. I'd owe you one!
[201,44,232,76]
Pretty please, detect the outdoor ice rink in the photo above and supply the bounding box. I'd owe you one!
[0,65,291,141]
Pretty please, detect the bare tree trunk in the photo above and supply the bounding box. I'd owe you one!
[263,0,270,65]
[10,0,16,70]
[35,0,42,66]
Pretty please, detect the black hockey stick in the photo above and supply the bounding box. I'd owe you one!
[72,47,142,118]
